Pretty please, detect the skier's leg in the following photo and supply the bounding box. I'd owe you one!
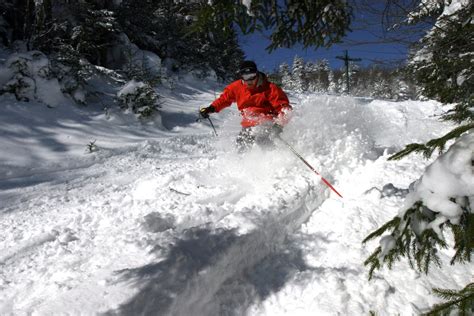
[254,125,278,150]
[236,128,255,153]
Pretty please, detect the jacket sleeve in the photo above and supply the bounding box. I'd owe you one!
[211,83,236,112]
[269,83,292,125]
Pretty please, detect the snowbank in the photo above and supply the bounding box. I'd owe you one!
[1,86,472,315]
[402,131,474,226]
[0,51,71,107]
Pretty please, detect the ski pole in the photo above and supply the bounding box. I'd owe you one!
[207,117,218,137]
[197,111,218,137]
[277,136,343,198]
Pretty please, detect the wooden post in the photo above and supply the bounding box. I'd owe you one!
[336,50,361,93]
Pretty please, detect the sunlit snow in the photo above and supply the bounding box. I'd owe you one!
[0,74,472,315]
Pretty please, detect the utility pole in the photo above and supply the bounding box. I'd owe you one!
[336,50,361,93]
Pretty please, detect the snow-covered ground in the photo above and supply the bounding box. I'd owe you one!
[0,78,472,315]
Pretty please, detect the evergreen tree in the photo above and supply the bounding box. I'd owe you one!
[303,61,317,92]
[0,1,244,81]
[69,2,120,67]
[364,2,474,314]
[396,79,411,101]
[339,61,359,94]
[278,62,292,90]
[116,0,165,55]
[291,55,306,92]
[315,59,331,92]
[0,0,48,48]
[117,1,244,80]
[190,0,352,52]
[399,0,474,155]
[117,79,160,118]
[328,69,337,94]
[419,13,471,110]
[372,71,393,99]
[302,59,330,93]
[186,14,244,80]
[0,1,11,46]
[336,69,346,94]
[354,65,371,97]
[275,55,416,99]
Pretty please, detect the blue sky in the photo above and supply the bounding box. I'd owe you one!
[238,5,424,73]
[239,29,410,73]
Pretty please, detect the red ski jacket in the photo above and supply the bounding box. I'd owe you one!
[211,73,291,127]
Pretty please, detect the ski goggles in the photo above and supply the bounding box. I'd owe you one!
[241,72,257,81]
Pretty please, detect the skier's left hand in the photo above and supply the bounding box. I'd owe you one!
[199,106,215,119]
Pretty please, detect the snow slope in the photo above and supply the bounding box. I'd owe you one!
[0,80,472,315]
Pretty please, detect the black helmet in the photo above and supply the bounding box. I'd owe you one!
[238,60,258,75]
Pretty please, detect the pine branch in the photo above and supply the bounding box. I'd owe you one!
[389,124,474,160]
[362,216,401,243]
[363,202,459,278]
[415,229,447,273]
[364,197,473,313]
[425,123,474,152]
[449,212,474,265]
[363,207,415,279]
[442,103,474,124]
[388,143,432,160]
[364,246,382,280]
[426,283,474,316]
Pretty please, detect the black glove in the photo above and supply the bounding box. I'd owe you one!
[199,105,215,119]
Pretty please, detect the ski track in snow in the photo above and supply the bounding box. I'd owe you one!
[1,133,325,315]
[1,92,472,316]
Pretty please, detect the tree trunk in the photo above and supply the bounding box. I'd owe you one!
[10,0,27,41]
[43,0,52,23]
[24,0,36,48]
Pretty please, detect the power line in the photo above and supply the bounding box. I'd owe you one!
[348,49,406,55]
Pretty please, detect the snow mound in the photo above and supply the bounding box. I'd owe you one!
[0,51,72,107]
[1,86,471,315]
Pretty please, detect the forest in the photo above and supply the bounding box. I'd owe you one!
[0,1,472,315]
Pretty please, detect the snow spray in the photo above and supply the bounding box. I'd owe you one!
[278,136,343,198]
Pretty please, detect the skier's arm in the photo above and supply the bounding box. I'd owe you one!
[269,83,292,125]
[211,84,236,112]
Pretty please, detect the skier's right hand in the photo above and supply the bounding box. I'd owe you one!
[199,106,215,119]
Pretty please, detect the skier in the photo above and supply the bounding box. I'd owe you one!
[200,60,292,151]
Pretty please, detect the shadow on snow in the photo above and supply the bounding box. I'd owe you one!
[106,226,310,316]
